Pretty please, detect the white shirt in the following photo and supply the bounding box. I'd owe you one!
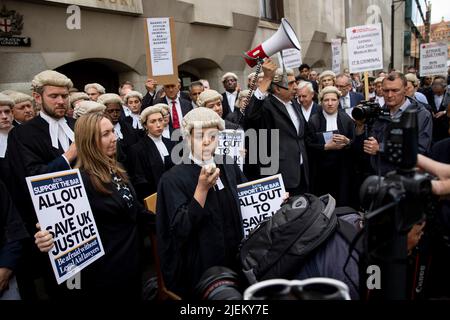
[273,95,303,165]
[301,102,314,122]
[114,122,123,140]
[323,111,338,132]
[130,113,143,130]
[375,95,385,106]
[162,126,170,139]
[0,130,8,158]
[167,98,184,126]
[40,112,74,152]
[149,134,169,163]
[226,91,238,113]
[122,104,132,117]
[434,94,444,111]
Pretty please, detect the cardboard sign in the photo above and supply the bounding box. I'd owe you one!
[420,42,448,77]
[346,23,383,73]
[277,48,302,70]
[145,17,178,85]
[215,129,245,170]
[237,174,286,238]
[26,169,104,284]
[331,38,342,74]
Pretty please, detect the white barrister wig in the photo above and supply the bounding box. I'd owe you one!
[181,107,225,138]
[3,91,33,105]
[73,101,106,119]
[221,72,238,82]
[140,104,166,125]
[84,83,106,94]
[0,93,15,108]
[196,89,222,108]
[32,70,73,91]
[97,93,122,106]
[124,90,143,103]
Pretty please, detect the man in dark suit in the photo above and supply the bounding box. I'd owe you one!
[221,72,240,120]
[154,82,192,136]
[296,81,320,122]
[429,76,449,142]
[6,70,77,299]
[335,74,364,119]
[2,91,35,127]
[245,59,309,195]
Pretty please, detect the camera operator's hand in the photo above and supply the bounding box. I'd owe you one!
[363,137,379,155]
[417,154,450,196]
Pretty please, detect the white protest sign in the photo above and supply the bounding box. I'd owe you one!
[277,48,302,69]
[237,174,286,238]
[147,17,174,76]
[26,169,104,284]
[420,42,448,77]
[145,17,178,85]
[331,38,342,74]
[215,129,245,170]
[346,23,383,73]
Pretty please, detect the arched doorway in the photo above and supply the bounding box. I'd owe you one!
[55,58,136,93]
[178,58,222,91]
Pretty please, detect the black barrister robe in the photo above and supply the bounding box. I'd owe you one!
[115,119,140,172]
[156,155,246,296]
[74,171,153,299]
[0,178,29,274]
[128,135,176,202]
[306,110,355,206]
[6,116,75,233]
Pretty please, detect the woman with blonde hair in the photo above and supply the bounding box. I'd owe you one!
[34,112,152,299]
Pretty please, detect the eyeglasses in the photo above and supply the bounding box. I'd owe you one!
[243,278,351,300]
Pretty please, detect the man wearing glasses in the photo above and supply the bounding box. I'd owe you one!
[356,72,432,175]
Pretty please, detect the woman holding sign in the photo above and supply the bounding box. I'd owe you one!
[306,86,355,206]
[35,112,153,299]
[156,107,246,297]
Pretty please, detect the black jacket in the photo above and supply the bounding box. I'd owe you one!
[128,135,175,201]
[244,94,310,190]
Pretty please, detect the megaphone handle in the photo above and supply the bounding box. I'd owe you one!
[238,58,264,124]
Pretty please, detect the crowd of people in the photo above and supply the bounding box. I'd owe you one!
[1,59,450,300]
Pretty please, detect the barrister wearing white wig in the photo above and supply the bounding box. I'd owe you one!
[73,101,106,119]
[0,93,15,158]
[84,83,106,102]
[124,91,144,130]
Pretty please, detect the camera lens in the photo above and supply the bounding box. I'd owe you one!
[351,106,365,121]
[195,266,242,300]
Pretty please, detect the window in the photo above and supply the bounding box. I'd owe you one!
[260,0,284,23]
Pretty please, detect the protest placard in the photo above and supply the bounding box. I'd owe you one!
[331,38,342,74]
[215,129,245,170]
[145,17,178,85]
[346,23,383,73]
[237,174,286,237]
[420,42,448,77]
[277,48,302,70]
[26,169,104,284]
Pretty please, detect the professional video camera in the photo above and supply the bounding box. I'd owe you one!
[358,107,436,300]
[351,101,390,123]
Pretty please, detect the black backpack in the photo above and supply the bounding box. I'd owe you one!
[239,193,360,284]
